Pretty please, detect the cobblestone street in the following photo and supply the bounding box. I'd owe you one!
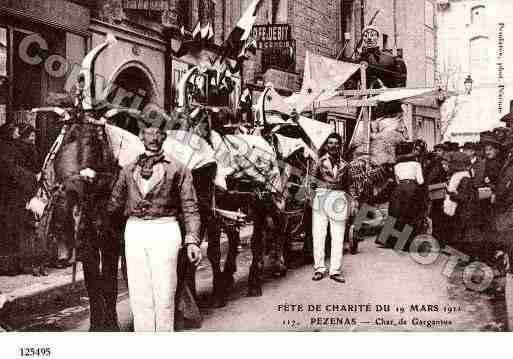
[13,238,506,332]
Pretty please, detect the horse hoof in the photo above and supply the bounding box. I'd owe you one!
[247,287,263,297]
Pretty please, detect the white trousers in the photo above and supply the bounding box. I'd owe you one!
[312,189,348,276]
[124,217,182,332]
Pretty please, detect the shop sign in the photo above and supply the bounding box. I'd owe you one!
[123,0,170,11]
[262,41,296,73]
[252,24,293,50]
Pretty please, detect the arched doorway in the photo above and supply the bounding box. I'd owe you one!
[106,63,159,134]
[107,64,157,110]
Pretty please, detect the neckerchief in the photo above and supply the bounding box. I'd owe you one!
[137,152,166,180]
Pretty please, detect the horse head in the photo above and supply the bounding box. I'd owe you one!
[33,34,123,261]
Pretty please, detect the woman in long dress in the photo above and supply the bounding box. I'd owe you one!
[387,141,424,250]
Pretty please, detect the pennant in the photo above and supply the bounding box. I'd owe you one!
[285,51,360,113]
[274,133,314,159]
[218,0,263,62]
[254,85,293,120]
[297,115,333,150]
[192,21,201,40]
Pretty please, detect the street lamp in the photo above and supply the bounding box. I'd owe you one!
[464,75,473,95]
[436,87,446,106]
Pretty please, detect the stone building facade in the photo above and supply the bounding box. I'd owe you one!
[339,0,437,89]
[0,1,440,131]
[437,0,513,141]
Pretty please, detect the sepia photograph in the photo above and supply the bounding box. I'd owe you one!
[0,0,512,344]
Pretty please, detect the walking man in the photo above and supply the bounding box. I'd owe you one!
[311,133,351,283]
[107,119,201,331]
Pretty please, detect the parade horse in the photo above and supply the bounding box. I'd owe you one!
[32,36,129,331]
[33,106,126,331]
[174,105,291,303]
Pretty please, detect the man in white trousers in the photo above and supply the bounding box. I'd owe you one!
[311,133,351,283]
[107,119,201,331]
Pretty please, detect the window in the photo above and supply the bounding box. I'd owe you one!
[0,27,6,77]
[199,0,215,22]
[177,0,192,30]
[426,60,435,88]
[425,0,435,28]
[471,5,485,26]
[425,30,435,59]
[0,27,7,126]
[469,36,490,84]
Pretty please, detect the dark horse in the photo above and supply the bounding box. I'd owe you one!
[41,115,122,331]
[179,106,291,306]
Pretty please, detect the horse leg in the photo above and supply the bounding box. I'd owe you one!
[248,213,264,297]
[82,250,107,331]
[222,226,240,291]
[99,240,120,331]
[207,218,224,307]
[269,213,287,278]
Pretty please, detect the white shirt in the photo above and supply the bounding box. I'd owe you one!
[394,161,424,185]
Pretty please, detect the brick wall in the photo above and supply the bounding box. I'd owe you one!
[288,0,340,75]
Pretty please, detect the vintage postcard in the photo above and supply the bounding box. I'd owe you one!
[0,0,512,344]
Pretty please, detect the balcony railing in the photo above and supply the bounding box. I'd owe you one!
[123,0,171,12]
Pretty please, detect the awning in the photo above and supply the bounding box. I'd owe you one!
[315,88,440,110]
[372,88,437,102]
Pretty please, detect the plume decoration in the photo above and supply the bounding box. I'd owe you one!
[79,33,117,111]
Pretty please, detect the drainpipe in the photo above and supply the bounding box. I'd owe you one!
[393,0,398,56]
[222,0,226,41]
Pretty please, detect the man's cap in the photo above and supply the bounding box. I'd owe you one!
[433,143,445,151]
[448,142,460,152]
[480,131,502,148]
[462,142,476,151]
[395,141,415,157]
[363,25,381,36]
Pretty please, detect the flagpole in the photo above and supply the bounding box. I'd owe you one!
[359,61,369,168]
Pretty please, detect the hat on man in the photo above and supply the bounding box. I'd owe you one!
[395,141,416,163]
[433,143,445,151]
[449,152,471,172]
[462,142,476,151]
[444,142,459,152]
[138,106,171,132]
[480,131,502,149]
